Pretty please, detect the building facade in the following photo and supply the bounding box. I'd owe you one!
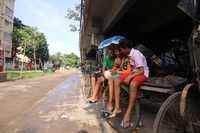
[0,0,15,73]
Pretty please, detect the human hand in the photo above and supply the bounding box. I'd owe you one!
[124,75,133,85]
[116,71,123,74]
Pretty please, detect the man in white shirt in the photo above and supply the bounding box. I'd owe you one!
[111,40,149,128]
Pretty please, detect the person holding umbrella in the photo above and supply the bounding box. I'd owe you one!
[88,36,126,107]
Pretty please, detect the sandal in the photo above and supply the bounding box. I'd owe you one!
[87,98,98,103]
[108,110,122,118]
[88,99,98,103]
[101,111,112,118]
[120,120,133,129]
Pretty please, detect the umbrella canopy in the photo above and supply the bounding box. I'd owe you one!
[99,35,126,49]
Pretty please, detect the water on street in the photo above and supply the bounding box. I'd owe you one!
[0,70,159,133]
[0,71,113,133]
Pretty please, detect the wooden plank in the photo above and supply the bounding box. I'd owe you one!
[121,84,175,94]
[140,86,175,94]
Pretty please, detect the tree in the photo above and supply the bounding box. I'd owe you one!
[66,4,81,32]
[49,52,63,69]
[49,52,80,68]
[12,18,49,70]
[13,17,24,28]
[62,53,80,67]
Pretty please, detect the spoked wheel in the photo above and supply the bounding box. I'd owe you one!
[154,90,200,133]
[184,88,200,133]
[153,92,186,133]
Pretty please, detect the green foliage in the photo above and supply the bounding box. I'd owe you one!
[66,4,81,21]
[49,52,63,68]
[49,52,80,68]
[66,4,81,32]
[12,17,49,65]
[62,53,80,67]
[7,71,52,81]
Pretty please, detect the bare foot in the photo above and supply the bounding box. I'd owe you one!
[113,108,122,113]
[120,120,133,129]
[106,104,113,112]
[121,115,132,128]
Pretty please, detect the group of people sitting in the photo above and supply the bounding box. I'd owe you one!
[87,39,149,128]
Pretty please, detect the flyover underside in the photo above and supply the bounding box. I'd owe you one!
[101,0,196,78]
[80,0,196,64]
[104,0,195,42]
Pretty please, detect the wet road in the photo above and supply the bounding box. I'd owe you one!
[1,72,111,133]
[0,71,160,133]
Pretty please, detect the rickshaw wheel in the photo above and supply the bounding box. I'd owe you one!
[153,92,186,133]
[184,88,200,132]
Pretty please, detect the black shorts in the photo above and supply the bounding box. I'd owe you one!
[92,71,103,78]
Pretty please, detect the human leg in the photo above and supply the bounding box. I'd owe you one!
[91,76,96,94]
[109,79,122,117]
[107,78,114,112]
[122,75,146,128]
[87,76,96,100]
[98,84,103,100]
[89,76,104,101]
[121,81,140,128]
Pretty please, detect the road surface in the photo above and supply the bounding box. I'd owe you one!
[0,70,113,133]
[0,70,158,133]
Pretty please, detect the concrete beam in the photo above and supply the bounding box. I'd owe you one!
[102,0,136,33]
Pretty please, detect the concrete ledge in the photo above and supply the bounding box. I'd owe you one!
[0,72,7,81]
[100,118,117,133]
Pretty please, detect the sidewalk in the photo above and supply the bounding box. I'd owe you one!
[81,74,142,133]
[80,74,117,133]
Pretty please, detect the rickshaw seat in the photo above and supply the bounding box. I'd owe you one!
[120,75,187,94]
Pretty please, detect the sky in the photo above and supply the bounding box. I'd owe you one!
[14,0,80,56]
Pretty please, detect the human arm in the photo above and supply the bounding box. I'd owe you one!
[129,67,144,78]
[116,63,132,75]
[102,56,108,73]
[112,58,121,71]
[124,67,144,84]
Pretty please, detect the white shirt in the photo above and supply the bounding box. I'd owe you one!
[129,48,149,77]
